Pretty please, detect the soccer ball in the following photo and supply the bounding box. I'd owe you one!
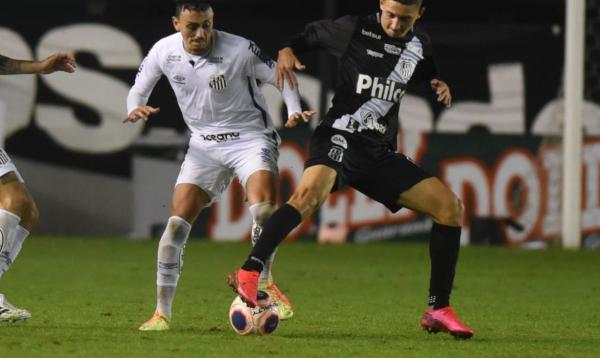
[228,291,280,335]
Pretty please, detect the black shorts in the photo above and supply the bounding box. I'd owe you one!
[305,125,432,213]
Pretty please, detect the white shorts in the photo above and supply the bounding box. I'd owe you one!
[0,149,24,182]
[176,133,279,207]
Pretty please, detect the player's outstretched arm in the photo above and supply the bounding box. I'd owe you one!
[431,79,452,108]
[276,47,306,90]
[123,106,160,123]
[0,52,76,75]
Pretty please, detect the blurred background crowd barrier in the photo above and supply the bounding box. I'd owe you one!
[0,0,598,246]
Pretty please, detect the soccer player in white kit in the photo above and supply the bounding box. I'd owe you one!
[0,52,76,322]
[125,0,314,331]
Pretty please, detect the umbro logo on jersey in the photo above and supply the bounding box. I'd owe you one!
[361,29,381,40]
[355,74,405,103]
[209,74,227,91]
[172,75,186,84]
[366,49,384,58]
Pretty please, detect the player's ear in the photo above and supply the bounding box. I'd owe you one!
[172,16,180,32]
[419,6,426,18]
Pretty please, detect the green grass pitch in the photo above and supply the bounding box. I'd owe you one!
[1,238,599,357]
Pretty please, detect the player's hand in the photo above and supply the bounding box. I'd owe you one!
[431,79,452,108]
[276,47,306,90]
[39,52,77,74]
[284,111,316,128]
[123,106,160,123]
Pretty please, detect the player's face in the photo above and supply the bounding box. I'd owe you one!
[379,0,424,38]
[173,8,214,55]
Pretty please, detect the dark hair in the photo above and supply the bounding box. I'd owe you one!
[175,0,212,16]
[392,0,424,7]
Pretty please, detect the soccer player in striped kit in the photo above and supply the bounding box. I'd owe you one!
[126,0,314,331]
[0,52,77,322]
[229,0,474,339]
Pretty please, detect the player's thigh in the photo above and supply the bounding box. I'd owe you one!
[288,165,337,220]
[231,135,279,204]
[170,183,211,223]
[348,151,431,213]
[397,177,463,226]
[245,170,276,205]
[174,143,233,222]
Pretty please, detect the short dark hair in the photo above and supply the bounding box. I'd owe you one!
[175,0,212,16]
[392,0,424,7]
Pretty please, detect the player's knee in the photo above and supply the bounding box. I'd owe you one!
[288,187,324,217]
[436,196,464,227]
[249,202,276,226]
[0,188,33,217]
[160,216,192,248]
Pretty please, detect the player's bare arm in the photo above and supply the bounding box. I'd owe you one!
[276,47,306,90]
[0,53,76,75]
[123,106,161,123]
[284,111,317,128]
[431,79,452,108]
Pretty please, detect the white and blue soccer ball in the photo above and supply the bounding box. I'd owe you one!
[228,290,280,335]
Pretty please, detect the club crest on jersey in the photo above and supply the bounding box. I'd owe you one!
[355,74,405,103]
[399,60,416,83]
[209,74,227,91]
[328,146,345,163]
[330,134,348,149]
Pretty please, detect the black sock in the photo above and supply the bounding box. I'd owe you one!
[428,223,461,309]
[241,204,302,272]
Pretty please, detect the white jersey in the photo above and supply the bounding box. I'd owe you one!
[127,30,301,137]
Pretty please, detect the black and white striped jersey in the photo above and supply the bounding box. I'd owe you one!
[286,13,438,149]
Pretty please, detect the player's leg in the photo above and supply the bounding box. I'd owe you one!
[229,164,337,306]
[0,160,37,322]
[245,169,296,318]
[139,183,209,331]
[396,177,474,338]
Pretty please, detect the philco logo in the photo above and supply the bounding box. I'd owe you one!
[199,132,240,143]
[172,75,186,84]
[361,29,381,40]
[355,74,405,103]
[330,134,348,149]
[209,74,227,91]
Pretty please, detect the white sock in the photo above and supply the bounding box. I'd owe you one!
[8,226,29,263]
[249,203,276,286]
[155,216,191,319]
[0,209,21,278]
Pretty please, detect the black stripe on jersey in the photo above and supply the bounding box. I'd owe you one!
[247,77,268,128]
